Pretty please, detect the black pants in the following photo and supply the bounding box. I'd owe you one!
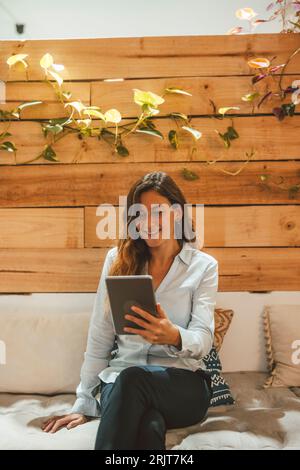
[94,364,212,450]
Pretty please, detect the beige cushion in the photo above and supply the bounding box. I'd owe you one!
[0,311,89,394]
[263,305,300,388]
[0,306,233,394]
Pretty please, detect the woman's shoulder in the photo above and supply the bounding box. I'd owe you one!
[187,242,218,268]
[106,245,118,261]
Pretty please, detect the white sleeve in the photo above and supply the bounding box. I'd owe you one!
[163,260,218,360]
[70,249,116,417]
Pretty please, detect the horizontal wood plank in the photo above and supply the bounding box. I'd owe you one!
[0,115,299,165]
[214,247,300,291]
[91,75,299,117]
[1,33,299,81]
[1,82,90,119]
[1,75,297,119]
[0,161,299,208]
[85,205,300,248]
[0,248,105,292]
[0,247,298,292]
[0,208,84,248]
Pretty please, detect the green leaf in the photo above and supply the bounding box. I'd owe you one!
[164,87,192,97]
[259,174,269,181]
[181,168,199,181]
[16,101,43,112]
[226,126,239,140]
[288,184,300,199]
[141,104,160,116]
[217,132,231,148]
[217,130,231,148]
[288,20,300,29]
[181,126,202,140]
[133,89,165,107]
[41,117,72,137]
[11,110,20,119]
[143,118,156,129]
[61,91,72,100]
[169,112,189,121]
[0,141,17,152]
[135,127,164,139]
[217,125,239,148]
[0,132,12,140]
[241,92,260,102]
[116,144,129,157]
[168,130,179,149]
[40,53,54,70]
[282,103,295,117]
[43,124,64,136]
[0,109,15,119]
[99,128,116,142]
[11,100,43,118]
[79,127,92,137]
[49,117,72,126]
[43,145,58,162]
[218,106,240,115]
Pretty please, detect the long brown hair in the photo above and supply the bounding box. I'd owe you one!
[108,171,196,277]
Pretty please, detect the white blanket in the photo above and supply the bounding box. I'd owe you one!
[1,372,300,450]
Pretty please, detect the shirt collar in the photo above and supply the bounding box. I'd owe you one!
[177,240,194,266]
[143,240,195,273]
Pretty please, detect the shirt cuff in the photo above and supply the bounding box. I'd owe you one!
[163,325,192,357]
[70,396,101,418]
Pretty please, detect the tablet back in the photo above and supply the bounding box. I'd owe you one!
[105,275,158,335]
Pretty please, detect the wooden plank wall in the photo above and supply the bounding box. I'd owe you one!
[0,34,299,292]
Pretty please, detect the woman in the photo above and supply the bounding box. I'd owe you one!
[42,171,218,450]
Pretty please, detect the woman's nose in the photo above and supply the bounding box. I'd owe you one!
[139,218,160,233]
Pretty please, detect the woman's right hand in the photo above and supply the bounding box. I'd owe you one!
[41,413,90,433]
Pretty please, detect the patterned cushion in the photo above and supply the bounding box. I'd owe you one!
[214,308,234,352]
[202,346,235,407]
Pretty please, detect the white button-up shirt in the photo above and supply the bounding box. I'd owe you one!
[71,241,218,417]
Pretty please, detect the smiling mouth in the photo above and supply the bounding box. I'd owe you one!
[140,227,162,236]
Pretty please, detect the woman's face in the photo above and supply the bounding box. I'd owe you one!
[135,190,181,248]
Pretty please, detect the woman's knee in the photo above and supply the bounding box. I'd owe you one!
[116,366,149,388]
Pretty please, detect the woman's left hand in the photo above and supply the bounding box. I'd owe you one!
[124,303,181,348]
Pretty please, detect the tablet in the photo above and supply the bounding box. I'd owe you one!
[105,275,158,335]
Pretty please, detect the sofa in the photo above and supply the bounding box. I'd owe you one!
[1,295,300,450]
